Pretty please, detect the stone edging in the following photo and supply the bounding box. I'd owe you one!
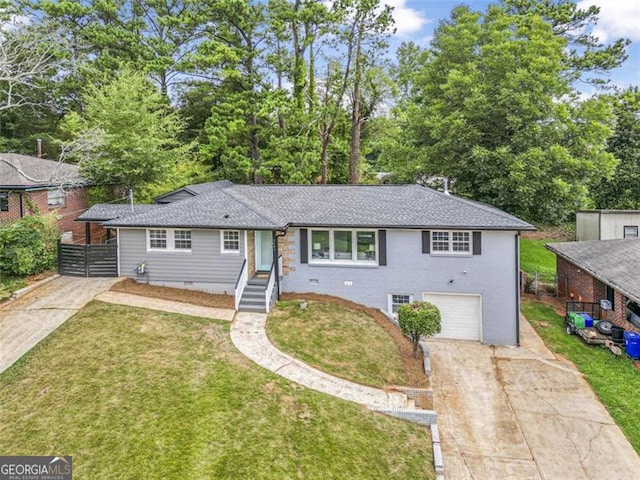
[2,274,60,307]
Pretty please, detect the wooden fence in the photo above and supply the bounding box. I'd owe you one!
[58,241,118,277]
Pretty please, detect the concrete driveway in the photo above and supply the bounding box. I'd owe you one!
[0,276,118,373]
[429,317,640,480]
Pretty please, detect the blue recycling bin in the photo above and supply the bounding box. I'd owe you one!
[624,331,640,359]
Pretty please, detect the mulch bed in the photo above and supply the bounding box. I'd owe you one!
[280,292,429,388]
[110,278,234,309]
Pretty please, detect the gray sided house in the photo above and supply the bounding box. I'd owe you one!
[82,181,534,345]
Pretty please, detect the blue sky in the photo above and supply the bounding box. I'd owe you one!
[384,0,640,92]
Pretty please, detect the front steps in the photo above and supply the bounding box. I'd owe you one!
[238,275,269,313]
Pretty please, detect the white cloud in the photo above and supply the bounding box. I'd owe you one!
[0,14,31,33]
[322,0,431,37]
[415,34,433,47]
[577,0,640,42]
[383,0,431,37]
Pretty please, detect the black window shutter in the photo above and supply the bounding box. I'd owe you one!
[378,230,387,266]
[300,228,308,263]
[473,231,482,255]
[422,231,430,254]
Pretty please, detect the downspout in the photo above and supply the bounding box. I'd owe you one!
[19,192,24,218]
[515,231,521,347]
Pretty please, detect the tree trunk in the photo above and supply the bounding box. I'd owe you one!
[250,112,261,184]
[292,0,306,111]
[349,21,365,185]
[320,132,330,184]
[307,33,317,112]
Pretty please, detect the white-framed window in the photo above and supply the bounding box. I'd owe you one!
[47,189,65,208]
[148,229,167,249]
[624,226,638,239]
[309,229,377,264]
[147,229,192,252]
[388,294,413,315]
[431,230,471,255]
[221,230,240,254]
[174,229,192,249]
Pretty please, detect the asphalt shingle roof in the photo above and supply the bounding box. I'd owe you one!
[0,153,84,188]
[546,239,640,303]
[76,204,163,222]
[103,182,534,231]
[154,180,234,202]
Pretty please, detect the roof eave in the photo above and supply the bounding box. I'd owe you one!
[287,222,535,231]
[545,243,640,304]
[104,222,285,230]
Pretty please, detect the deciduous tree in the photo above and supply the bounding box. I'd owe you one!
[594,88,640,209]
[62,69,188,196]
[399,4,617,223]
[398,301,441,358]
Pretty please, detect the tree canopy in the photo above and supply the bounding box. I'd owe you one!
[0,0,636,223]
[388,3,621,223]
[63,69,189,197]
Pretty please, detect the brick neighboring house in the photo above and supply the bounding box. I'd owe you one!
[0,153,93,243]
[546,239,640,332]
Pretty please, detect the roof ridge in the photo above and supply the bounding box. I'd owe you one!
[430,189,532,227]
[220,187,285,228]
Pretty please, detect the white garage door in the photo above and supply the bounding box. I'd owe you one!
[422,293,482,341]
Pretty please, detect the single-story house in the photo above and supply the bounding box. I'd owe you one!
[576,210,640,241]
[0,153,95,242]
[80,181,535,345]
[546,239,640,331]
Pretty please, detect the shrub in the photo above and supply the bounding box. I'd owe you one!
[0,214,60,276]
[398,301,442,358]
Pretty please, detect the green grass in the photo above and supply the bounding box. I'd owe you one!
[0,275,27,301]
[522,299,640,451]
[0,301,433,479]
[520,239,558,276]
[268,301,409,388]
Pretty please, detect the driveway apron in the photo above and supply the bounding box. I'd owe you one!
[0,276,118,373]
[429,316,640,480]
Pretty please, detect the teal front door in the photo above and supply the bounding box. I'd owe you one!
[255,231,274,271]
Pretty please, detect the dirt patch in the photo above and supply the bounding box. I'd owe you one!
[280,292,429,388]
[521,226,574,241]
[111,278,234,309]
[523,292,566,316]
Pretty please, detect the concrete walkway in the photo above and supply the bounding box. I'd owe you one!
[230,311,409,409]
[97,293,408,408]
[0,276,118,373]
[95,291,236,321]
[429,316,640,480]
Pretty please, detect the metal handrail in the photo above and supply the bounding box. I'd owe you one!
[234,259,248,310]
[235,259,247,289]
[264,261,276,313]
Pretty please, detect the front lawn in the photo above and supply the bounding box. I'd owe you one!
[0,301,433,479]
[522,299,640,452]
[268,299,427,388]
